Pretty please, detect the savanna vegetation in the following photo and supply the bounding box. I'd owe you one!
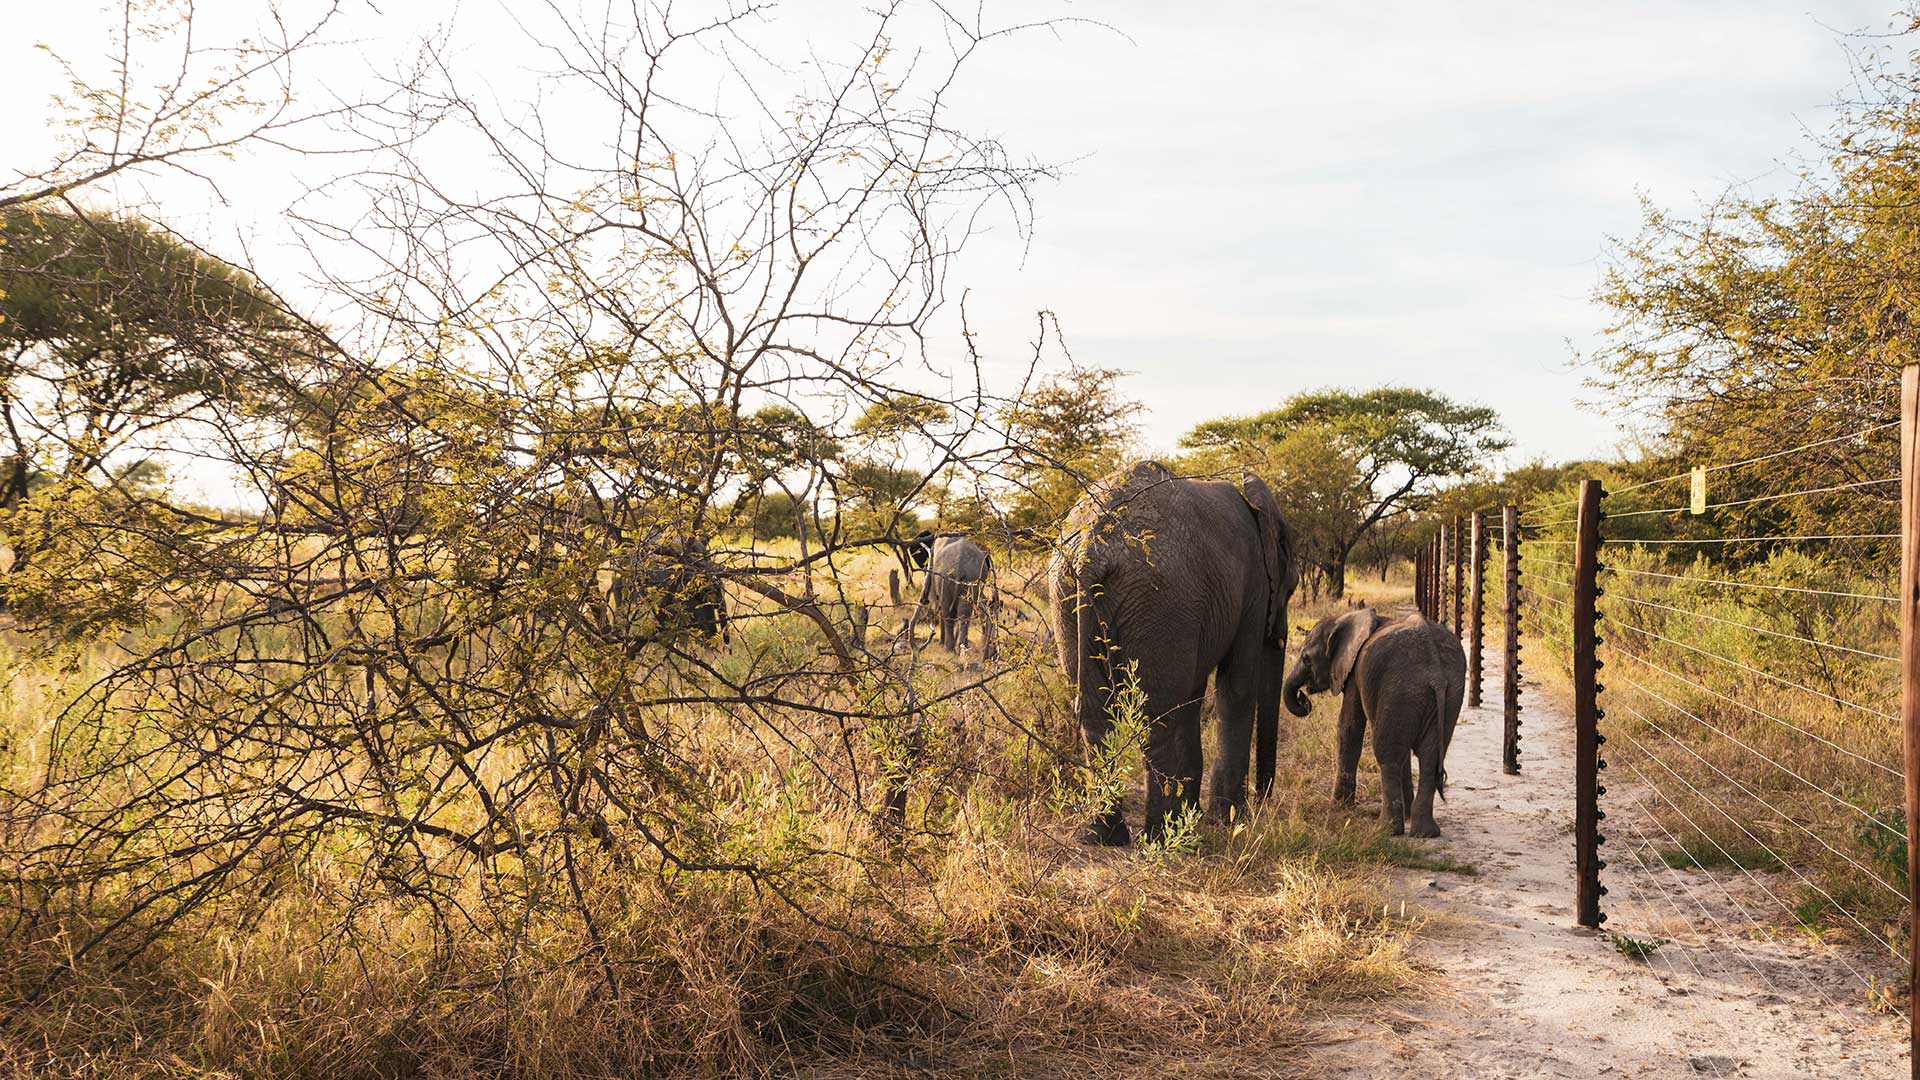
[8,0,1920,1073]
[0,4,1482,1077]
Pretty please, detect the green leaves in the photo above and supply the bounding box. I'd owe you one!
[1179,386,1509,596]
[1182,386,1509,484]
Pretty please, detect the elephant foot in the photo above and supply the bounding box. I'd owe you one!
[1409,817,1441,839]
[1081,812,1131,847]
[1381,814,1405,837]
[1332,779,1357,806]
[1205,795,1246,827]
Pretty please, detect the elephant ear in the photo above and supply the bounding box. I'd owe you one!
[1329,608,1384,691]
[1239,471,1297,647]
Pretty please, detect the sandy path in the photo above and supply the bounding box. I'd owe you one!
[1309,649,1909,1079]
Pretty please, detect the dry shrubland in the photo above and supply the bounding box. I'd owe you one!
[0,554,1436,1079]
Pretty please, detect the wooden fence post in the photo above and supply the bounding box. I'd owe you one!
[1897,362,1920,1080]
[1427,534,1439,619]
[1451,514,1465,634]
[1422,530,1433,622]
[1414,542,1428,618]
[1468,510,1486,708]
[1438,524,1450,628]
[1502,504,1522,775]
[1572,478,1606,930]
[1421,530,1431,622]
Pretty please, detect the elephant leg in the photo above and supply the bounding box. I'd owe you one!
[955,599,971,654]
[1143,694,1204,844]
[1333,690,1366,805]
[1207,658,1258,824]
[1410,724,1444,838]
[1178,700,1203,822]
[1374,740,1410,836]
[1254,642,1283,799]
[1076,674,1130,847]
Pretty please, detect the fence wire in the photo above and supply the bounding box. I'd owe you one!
[1509,424,1909,1030]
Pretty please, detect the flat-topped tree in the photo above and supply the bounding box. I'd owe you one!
[1181,387,1508,599]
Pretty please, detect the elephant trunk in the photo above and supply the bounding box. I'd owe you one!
[1283,660,1313,717]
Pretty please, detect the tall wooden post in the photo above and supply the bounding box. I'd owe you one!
[1451,515,1465,634]
[1468,510,1486,708]
[1437,524,1450,629]
[1572,478,1606,930]
[1897,363,1920,1080]
[1427,534,1440,619]
[1414,543,1428,618]
[1419,536,1430,618]
[1502,505,1522,775]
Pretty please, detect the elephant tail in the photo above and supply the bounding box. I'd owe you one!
[980,550,998,660]
[1432,679,1449,801]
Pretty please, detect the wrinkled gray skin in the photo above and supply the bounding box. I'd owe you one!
[912,535,992,654]
[1050,461,1297,846]
[1284,609,1464,837]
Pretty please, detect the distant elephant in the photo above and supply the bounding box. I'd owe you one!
[1284,608,1464,837]
[906,528,937,571]
[1050,461,1297,845]
[911,534,992,655]
[597,538,728,645]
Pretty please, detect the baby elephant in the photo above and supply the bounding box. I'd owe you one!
[1283,608,1464,837]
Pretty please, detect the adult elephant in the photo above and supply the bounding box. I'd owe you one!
[1050,461,1298,845]
[911,534,993,655]
[1283,608,1464,837]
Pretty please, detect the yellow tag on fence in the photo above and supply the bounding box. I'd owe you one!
[1690,466,1707,515]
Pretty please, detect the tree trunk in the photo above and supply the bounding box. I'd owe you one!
[1325,549,1348,600]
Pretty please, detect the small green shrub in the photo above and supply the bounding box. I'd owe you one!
[1609,933,1668,961]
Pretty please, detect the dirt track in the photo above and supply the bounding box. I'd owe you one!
[1309,650,1908,1079]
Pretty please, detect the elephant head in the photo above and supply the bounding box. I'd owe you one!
[1284,607,1384,716]
[907,528,936,571]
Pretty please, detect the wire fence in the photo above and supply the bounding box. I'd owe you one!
[1484,411,1915,1072]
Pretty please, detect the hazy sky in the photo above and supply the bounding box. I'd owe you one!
[935,1,1900,465]
[2,1,1903,469]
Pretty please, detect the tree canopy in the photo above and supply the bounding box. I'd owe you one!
[1181,387,1508,596]
[1584,43,1920,542]
[0,206,319,503]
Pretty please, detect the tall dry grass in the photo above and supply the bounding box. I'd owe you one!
[0,550,1439,1079]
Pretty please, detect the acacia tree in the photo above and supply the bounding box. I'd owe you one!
[1181,387,1508,597]
[0,207,326,506]
[1588,43,1920,543]
[997,357,1142,532]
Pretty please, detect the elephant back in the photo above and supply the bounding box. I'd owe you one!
[1055,459,1177,583]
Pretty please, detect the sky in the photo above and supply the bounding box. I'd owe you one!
[1,0,1905,472]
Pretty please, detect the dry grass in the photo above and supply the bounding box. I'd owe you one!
[0,552,1444,1079]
